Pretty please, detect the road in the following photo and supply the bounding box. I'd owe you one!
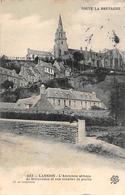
[0,131,125,168]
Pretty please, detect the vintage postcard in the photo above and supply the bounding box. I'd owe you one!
[0,0,125,194]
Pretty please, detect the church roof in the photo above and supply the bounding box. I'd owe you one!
[27,48,53,57]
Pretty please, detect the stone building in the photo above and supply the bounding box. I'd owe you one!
[53,16,125,71]
[100,48,124,71]
[0,66,27,88]
[16,95,41,109]
[16,85,106,111]
[36,60,55,81]
[42,86,106,111]
[26,48,54,61]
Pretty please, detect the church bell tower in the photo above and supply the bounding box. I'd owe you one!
[54,15,68,59]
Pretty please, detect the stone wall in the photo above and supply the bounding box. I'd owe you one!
[0,119,79,144]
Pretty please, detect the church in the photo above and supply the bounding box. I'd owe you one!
[26,15,125,71]
[54,14,70,60]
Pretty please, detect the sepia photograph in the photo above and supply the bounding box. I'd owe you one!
[0,0,125,194]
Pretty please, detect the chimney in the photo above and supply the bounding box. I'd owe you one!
[40,84,46,96]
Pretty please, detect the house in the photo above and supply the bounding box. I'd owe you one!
[16,95,41,109]
[36,60,55,81]
[0,66,27,88]
[16,87,54,111]
[44,87,106,110]
[16,85,106,111]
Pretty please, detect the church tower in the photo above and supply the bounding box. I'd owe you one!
[54,15,69,59]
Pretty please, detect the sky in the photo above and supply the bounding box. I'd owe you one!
[0,0,125,56]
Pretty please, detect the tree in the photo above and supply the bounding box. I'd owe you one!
[95,68,108,82]
[73,52,84,62]
[109,78,125,125]
[34,56,39,64]
[0,55,8,66]
[1,80,14,90]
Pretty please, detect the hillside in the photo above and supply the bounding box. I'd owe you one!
[82,75,125,107]
[1,56,125,123]
[45,73,125,123]
[45,74,125,107]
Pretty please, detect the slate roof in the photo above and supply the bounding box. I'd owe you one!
[24,67,35,77]
[33,67,41,75]
[37,60,54,68]
[16,95,41,107]
[46,88,101,102]
[34,96,54,111]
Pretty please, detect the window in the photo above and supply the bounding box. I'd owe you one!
[64,100,66,106]
[69,100,71,106]
[53,99,55,105]
[52,69,54,75]
[58,99,60,106]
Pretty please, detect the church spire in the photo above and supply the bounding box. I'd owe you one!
[59,14,62,26]
[58,14,63,30]
[54,14,68,59]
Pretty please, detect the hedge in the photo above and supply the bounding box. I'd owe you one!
[0,111,115,126]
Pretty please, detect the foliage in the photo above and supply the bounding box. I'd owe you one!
[0,111,115,126]
[1,80,14,90]
[73,52,84,62]
[109,79,125,125]
[94,68,108,82]
[0,55,21,74]
[0,91,17,102]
